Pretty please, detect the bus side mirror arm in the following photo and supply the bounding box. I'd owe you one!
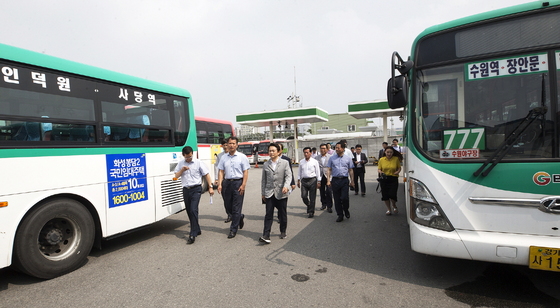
[387,52,413,109]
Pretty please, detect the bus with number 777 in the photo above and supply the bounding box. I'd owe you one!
[387,0,560,272]
[0,42,197,279]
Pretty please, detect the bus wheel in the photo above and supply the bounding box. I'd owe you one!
[12,198,95,279]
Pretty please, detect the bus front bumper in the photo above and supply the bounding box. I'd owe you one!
[410,222,560,266]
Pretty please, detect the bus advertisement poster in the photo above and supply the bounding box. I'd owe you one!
[106,153,148,208]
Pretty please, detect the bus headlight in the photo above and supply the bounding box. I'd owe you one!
[409,178,454,232]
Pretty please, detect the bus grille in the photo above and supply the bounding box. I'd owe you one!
[161,179,183,207]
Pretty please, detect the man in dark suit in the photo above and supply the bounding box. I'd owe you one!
[378,142,388,160]
[352,144,368,196]
[279,143,296,190]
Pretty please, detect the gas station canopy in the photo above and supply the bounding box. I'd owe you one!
[236,107,329,127]
[347,99,403,142]
[347,99,403,119]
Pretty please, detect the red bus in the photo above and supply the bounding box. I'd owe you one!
[195,116,234,183]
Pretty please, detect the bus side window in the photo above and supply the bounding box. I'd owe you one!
[42,122,52,141]
[11,122,41,141]
[127,114,150,140]
[12,122,27,141]
[110,126,130,141]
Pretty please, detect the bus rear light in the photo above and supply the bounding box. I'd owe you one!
[409,178,454,232]
[0,201,7,207]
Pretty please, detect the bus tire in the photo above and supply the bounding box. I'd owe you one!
[12,198,95,279]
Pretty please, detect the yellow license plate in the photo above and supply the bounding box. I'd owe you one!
[529,246,560,272]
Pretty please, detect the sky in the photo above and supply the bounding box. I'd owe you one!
[0,0,531,127]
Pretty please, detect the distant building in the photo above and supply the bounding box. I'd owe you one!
[236,125,256,137]
[312,113,370,135]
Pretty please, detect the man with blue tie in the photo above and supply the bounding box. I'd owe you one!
[217,136,250,239]
[326,141,355,222]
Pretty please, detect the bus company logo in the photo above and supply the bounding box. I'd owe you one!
[533,171,557,186]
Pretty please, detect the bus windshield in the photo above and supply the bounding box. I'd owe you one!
[414,55,554,161]
[238,143,254,156]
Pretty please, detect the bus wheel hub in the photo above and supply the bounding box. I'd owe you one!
[44,229,63,245]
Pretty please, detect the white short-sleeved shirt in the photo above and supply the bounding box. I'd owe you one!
[174,158,210,187]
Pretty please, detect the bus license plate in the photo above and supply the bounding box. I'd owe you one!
[529,246,560,272]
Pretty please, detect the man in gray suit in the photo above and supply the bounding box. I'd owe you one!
[317,143,333,212]
[259,142,293,244]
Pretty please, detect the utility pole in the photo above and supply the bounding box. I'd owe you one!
[286,67,300,109]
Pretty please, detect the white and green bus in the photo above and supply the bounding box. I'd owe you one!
[0,43,196,278]
[387,1,560,272]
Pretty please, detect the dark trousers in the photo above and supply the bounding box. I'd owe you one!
[331,177,350,217]
[219,180,231,218]
[263,196,288,237]
[300,177,317,214]
[319,175,333,209]
[353,167,366,194]
[223,179,244,232]
[183,186,202,237]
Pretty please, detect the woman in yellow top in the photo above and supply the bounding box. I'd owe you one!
[377,147,402,215]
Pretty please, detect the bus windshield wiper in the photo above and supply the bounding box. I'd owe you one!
[473,106,547,177]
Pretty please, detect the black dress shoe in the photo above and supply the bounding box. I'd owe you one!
[354,192,359,195]
[187,236,195,244]
[327,208,332,213]
[308,213,314,218]
[320,206,326,210]
[336,216,344,222]
[345,211,350,219]
[258,236,271,244]
[227,231,236,239]
[197,231,202,235]
[224,216,232,223]
[239,214,245,229]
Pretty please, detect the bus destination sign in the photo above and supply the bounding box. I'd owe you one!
[466,53,548,81]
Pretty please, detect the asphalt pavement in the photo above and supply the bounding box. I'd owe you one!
[0,165,558,307]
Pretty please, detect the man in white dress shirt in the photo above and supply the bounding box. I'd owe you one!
[174,146,214,245]
[297,147,321,218]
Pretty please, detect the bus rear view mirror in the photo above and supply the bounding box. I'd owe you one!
[387,75,408,109]
[387,51,412,109]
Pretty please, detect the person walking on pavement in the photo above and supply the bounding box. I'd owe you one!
[298,147,321,218]
[326,143,335,155]
[279,143,296,191]
[311,147,319,159]
[217,136,250,239]
[214,138,231,223]
[340,139,353,159]
[327,141,355,222]
[317,143,333,212]
[174,146,214,245]
[392,138,402,153]
[378,142,388,160]
[352,144,368,196]
[259,143,292,244]
[340,139,354,191]
[377,147,402,216]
